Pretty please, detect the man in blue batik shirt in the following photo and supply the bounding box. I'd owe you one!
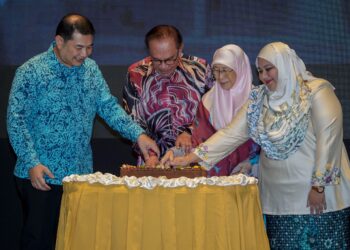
[7,13,159,250]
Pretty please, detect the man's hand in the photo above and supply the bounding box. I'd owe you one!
[137,133,160,162]
[307,188,327,214]
[175,132,192,154]
[29,164,54,191]
[145,155,159,167]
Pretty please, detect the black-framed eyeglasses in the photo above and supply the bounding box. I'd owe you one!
[151,50,179,66]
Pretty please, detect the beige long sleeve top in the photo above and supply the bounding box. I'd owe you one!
[194,81,350,215]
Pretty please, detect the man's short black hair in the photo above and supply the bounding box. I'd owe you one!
[145,25,183,49]
[56,13,95,41]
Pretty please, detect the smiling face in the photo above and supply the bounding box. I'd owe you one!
[257,57,278,91]
[212,63,237,90]
[148,37,182,77]
[54,31,94,67]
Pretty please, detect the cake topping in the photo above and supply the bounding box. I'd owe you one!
[120,164,202,170]
[63,172,258,190]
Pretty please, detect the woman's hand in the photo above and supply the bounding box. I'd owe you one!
[230,160,252,176]
[161,151,201,168]
[170,153,201,168]
[160,150,174,168]
[307,188,327,214]
[175,132,192,154]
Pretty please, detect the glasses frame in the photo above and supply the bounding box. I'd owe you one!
[211,67,234,76]
[151,50,179,66]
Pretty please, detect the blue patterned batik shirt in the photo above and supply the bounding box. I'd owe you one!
[7,42,144,185]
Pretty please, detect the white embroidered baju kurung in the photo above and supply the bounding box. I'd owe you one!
[194,81,350,215]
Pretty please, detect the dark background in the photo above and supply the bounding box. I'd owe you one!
[1,1,350,249]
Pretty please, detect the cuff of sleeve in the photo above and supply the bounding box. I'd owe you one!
[183,127,193,135]
[193,144,209,161]
[133,130,146,143]
[193,145,213,171]
[311,166,341,186]
[24,158,41,173]
[198,161,213,171]
[178,125,193,136]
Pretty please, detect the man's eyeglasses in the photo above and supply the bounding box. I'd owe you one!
[151,51,179,66]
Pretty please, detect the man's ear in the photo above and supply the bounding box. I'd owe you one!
[55,35,64,49]
[178,43,184,55]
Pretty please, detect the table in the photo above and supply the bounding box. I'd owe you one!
[56,173,269,250]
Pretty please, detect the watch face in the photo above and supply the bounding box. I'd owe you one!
[313,186,324,193]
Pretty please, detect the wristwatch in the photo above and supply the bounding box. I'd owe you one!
[311,186,325,193]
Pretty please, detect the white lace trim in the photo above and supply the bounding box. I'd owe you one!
[63,172,257,190]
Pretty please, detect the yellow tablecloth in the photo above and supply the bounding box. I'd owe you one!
[56,178,269,250]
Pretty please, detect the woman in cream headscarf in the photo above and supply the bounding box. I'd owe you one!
[164,42,350,248]
[169,44,260,176]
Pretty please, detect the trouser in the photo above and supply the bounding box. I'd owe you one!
[15,177,63,250]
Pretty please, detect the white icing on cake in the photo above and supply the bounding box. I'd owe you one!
[63,172,258,190]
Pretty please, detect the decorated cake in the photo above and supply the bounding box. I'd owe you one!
[63,172,258,189]
[120,164,207,179]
